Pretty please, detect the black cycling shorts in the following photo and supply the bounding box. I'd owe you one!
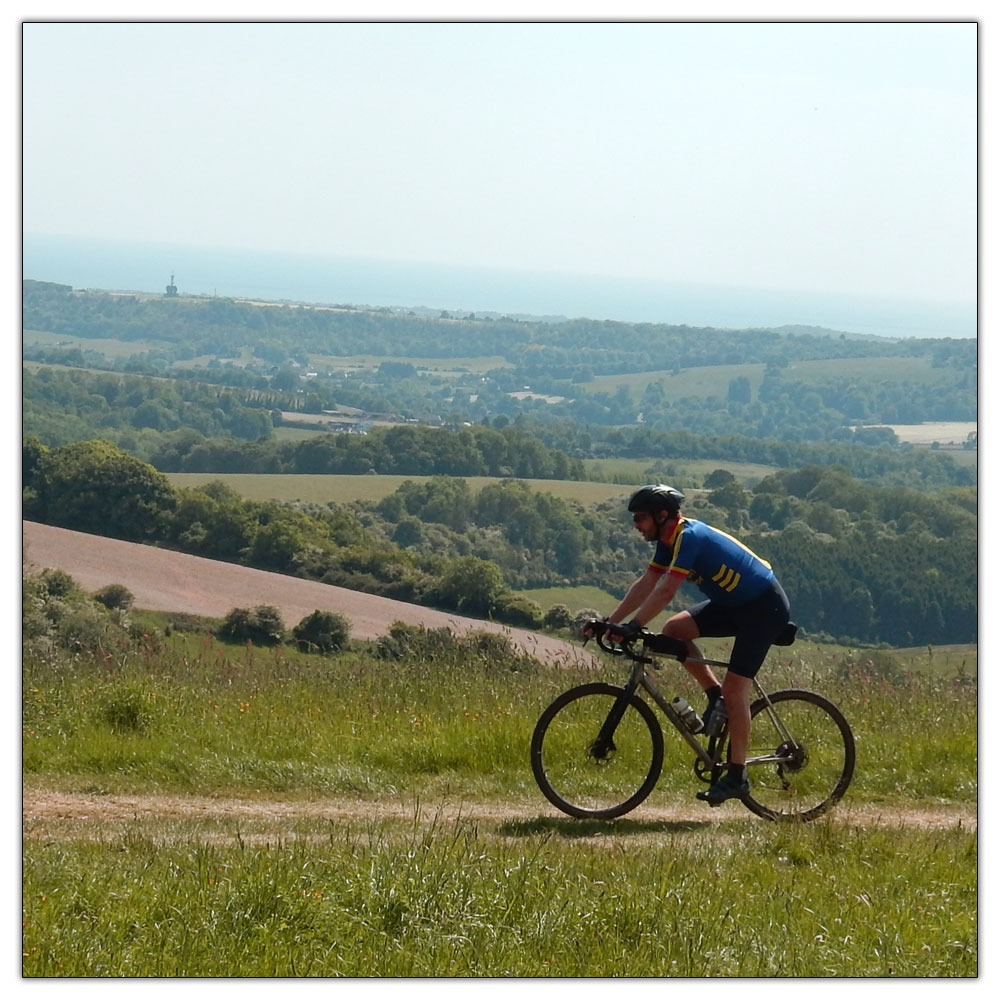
[687,579,790,678]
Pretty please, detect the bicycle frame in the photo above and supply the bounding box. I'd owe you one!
[615,646,801,772]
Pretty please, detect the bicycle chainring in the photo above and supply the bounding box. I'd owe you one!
[693,757,714,783]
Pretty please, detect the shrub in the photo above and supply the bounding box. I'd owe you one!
[218,605,286,646]
[293,609,351,653]
[373,621,536,672]
[93,583,135,612]
[543,604,572,630]
[375,622,459,662]
[57,608,116,653]
[492,593,544,629]
[23,569,120,657]
[37,568,77,598]
[572,608,603,634]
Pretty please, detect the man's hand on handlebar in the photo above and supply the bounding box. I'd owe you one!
[582,618,644,645]
[607,619,643,642]
[581,620,688,663]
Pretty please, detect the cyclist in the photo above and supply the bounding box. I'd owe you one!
[594,484,791,805]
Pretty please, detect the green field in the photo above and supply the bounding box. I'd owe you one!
[306,352,511,374]
[22,620,977,977]
[582,456,783,486]
[517,584,621,616]
[580,356,965,401]
[166,465,783,506]
[167,472,633,506]
[23,329,171,360]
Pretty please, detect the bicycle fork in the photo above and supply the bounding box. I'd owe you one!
[596,662,721,774]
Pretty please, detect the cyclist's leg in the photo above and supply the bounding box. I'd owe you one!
[723,582,791,764]
[720,673,754,764]
[662,603,719,690]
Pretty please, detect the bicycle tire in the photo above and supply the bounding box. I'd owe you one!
[731,688,855,822]
[530,683,665,820]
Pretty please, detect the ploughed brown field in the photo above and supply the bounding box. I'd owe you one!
[21,520,598,668]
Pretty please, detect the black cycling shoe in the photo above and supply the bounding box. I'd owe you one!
[696,770,750,807]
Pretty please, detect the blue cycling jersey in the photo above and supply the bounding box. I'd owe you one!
[650,517,775,607]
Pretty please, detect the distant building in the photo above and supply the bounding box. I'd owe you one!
[165,274,178,297]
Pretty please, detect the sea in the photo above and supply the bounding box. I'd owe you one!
[22,233,976,341]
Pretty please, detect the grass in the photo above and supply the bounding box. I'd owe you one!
[306,352,511,374]
[23,627,977,803]
[582,456,782,487]
[23,815,976,977]
[166,472,632,506]
[579,356,969,402]
[22,627,977,977]
[23,329,171,360]
[517,585,620,614]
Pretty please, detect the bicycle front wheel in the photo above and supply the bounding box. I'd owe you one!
[738,688,855,822]
[530,683,664,820]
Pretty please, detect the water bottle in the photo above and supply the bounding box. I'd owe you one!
[671,697,704,734]
[704,697,728,738]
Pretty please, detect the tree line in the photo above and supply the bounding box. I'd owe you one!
[23,363,974,489]
[22,437,976,647]
[24,279,974,373]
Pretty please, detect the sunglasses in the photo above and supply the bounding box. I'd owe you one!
[632,512,651,524]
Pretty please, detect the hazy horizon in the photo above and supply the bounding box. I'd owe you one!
[23,231,976,340]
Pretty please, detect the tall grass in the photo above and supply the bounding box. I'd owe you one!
[23,630,976,805]
[23,630,977,977]
[23,815,975,976]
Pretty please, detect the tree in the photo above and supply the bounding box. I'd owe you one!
[271,368,301,391]
[29,439,177,541]
[434,556,506,616]
[392,516,424,547]
[703,468,736,489]
[727,376,752,404]
[709,480,749,512]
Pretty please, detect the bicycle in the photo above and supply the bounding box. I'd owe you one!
[530,620,855,822]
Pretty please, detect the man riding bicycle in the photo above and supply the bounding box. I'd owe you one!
[592,484,791,805]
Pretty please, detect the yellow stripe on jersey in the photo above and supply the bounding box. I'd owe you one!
[711,565,743,592]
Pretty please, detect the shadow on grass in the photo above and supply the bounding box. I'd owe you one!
[498,815,712,838]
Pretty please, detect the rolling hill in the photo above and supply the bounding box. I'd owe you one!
[21,520,597,668]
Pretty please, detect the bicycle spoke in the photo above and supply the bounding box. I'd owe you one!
[531,684,663,819]
[740,689,855,821]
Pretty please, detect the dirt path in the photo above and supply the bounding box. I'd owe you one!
[22,787,976,842]
[22,520,599,668]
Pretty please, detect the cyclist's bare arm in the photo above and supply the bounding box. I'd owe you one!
[608,568,682,629]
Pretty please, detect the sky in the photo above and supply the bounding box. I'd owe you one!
[20,16,978,307]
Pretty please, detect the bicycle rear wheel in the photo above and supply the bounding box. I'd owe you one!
[530,683,664,820]
[736,688,855,822]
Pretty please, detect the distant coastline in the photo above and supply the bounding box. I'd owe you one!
[23,233,976,340]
